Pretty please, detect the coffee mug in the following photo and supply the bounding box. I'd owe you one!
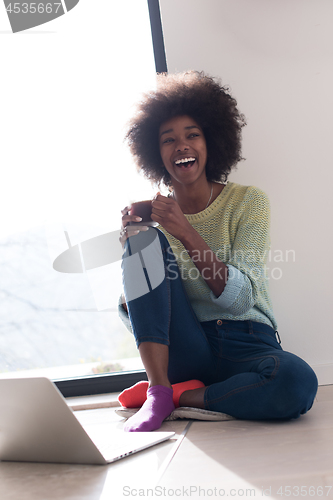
[128,200,157,227]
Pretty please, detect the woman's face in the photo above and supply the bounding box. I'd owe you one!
[159,115,208,188]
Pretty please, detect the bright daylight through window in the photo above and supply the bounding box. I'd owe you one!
[0,1,159,381]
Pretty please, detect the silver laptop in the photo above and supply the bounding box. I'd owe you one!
[0,377,175,465]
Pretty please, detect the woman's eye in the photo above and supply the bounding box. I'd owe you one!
[162,138,174,144]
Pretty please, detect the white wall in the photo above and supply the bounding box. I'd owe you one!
[159,0,333,384]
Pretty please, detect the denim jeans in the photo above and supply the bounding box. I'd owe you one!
[122,227,318,420]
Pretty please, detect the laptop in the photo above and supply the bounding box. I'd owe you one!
[0,377,175,465]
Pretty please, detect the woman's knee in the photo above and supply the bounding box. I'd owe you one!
[272,355,318,419]
[123,227,160,256]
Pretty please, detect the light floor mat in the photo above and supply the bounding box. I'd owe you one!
[115,406,235,422]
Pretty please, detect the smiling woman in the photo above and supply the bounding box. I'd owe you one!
[118,71,318,432]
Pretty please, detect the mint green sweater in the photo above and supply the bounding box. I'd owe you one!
[158,182,277,330]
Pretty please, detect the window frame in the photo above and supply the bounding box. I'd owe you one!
[54,0,167,398]
[147,0,167,73]
[55,370,148,397]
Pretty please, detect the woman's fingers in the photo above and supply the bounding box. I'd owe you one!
[120,204,150,247]
[121,225,149,237]
[119,223,149,246]
[151,194,175,213]
[119,226,139,246]
[152,194,181,219]
[153,193,173,204]
[121,205,132,215]
[122,214,142,228]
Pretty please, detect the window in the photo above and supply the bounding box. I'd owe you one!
[0,0,167,395]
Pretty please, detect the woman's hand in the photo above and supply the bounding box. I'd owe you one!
[119,205,149,248]
[152,194,229,297]
[151,194,194,241]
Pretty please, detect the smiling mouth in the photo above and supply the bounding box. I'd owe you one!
[174,157,196,168]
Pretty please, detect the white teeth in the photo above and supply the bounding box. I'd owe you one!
[174,157,196,165]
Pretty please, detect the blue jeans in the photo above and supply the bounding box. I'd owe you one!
[122,228,318,420]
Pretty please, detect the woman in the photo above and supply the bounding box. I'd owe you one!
[118,71,318,432]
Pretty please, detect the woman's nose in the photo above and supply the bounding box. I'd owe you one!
[175,138,189,151]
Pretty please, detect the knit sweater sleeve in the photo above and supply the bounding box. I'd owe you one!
[209,187,271,316]
[118,294,133,333]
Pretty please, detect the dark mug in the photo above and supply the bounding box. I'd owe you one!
[128,200,157,226]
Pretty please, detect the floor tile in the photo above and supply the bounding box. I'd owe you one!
[316,384,333,402]
[158,392,333,498]
[1,386,332,500]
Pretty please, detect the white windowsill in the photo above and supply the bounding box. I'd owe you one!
[66,392,121,411]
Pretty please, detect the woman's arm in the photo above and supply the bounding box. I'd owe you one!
[151,194,228,297]
[180,227,229,297]
[120,293,128,313]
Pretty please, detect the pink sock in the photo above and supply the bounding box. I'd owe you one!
[124,385,175,432]
[118,379,205,409]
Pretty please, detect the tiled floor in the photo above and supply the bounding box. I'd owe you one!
[0,386,332,500]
